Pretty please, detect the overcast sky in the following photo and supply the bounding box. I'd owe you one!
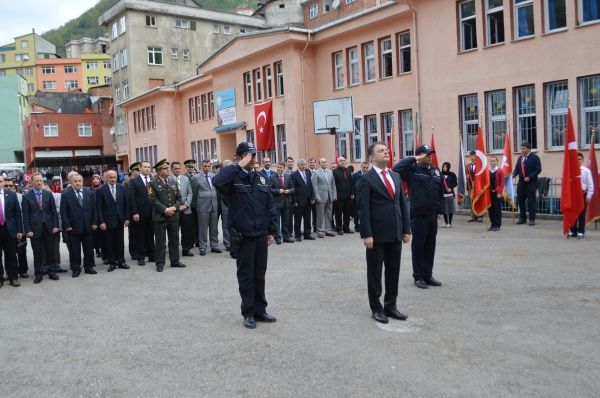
[0,0,98,46]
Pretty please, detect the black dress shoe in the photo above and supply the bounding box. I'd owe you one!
[103,259,110,265]
[107,264,116,272]
[95,251,103,258]
[283,238,295,243]
[528,220,535,226]
[244,315,256,329]
[516,219,527,225]
[384,308,407,321]
[414,279,428,289]
[72,271,81,278]
[54,267,68,273]
[156,264,164,272]
[255,313,277,322]
[182,251,194,257]
[170,262,187,268]
[9,280,21,287]
[304,235,316,240]
[85,268,98,275]
[372,310,389,324]
[275,241,282,245]
[337,231,344,235]
[425,277,442,286]
[33,275,43,284]
[148,258,156,263]
[138,259,146,266]
[211,248,223,253]
[48,272,59,281]
[343,229,355,234]
[225,247,230,252]
[199,250,206,256]
[118,263,130,269]
[19,273,28,278]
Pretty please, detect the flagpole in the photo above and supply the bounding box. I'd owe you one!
[507,112,515,224]
[479,109,490,228]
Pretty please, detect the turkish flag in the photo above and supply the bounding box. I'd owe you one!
[387,132,394,169]
[471,127,491,216]
[430,134,439,168]
[254,100,274,151]
[501,130,515,207]
[586,133,600,224]
[560,109,584,236]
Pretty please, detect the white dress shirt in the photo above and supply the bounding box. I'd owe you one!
[581,166,594,200]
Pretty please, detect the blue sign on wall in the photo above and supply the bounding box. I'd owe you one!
[215,88,236,111]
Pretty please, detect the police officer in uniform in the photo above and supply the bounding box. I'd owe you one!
[393,144,445,290]
[213,142,278,329]
[147,159,186,272]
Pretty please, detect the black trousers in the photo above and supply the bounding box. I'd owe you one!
[17,237,28,274]
[66,231,95,272]
[366,241,401,312]
[517,180,537,221]
[0,225,18,281]
[237,235,268,317]
[489,193,502,228]
[311,202,317,232]
[410,214,438,280]
[104,225,125,264]
[179,212,195,252]
[334,197,352,232]
[93,228,103,253]
[154,219,180,266]
[570,193,588,235]
[294,204,312,238]
[353,198,360,229]
[275,207,290,240]
[30,229,56,277]
[130,215,155,260]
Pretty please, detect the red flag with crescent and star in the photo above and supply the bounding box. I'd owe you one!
[254,100,274,151]
[586,132,600,224]
[472,127,491,216]
[560,108,584,235]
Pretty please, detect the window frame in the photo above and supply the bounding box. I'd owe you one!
[460,93,479,152]
[275,61,284,97]
[379,36,393,79]
[578,74,600,148]
[364,114,378,146]
[254,68,263,102]
[183,49,190,61]
[145,15,156,27]
[310,4,319,19]
[121,48,128,67]
[362,41,376,82]
[123,80,129,100]
[399,109,414,157]
[514,84,538,149]
[544,80,568,149]
[544,0,567,32]
[44,122,59,137]
[333,51,345,89]
[87,76,99,85]
[41,66,55,74]
[459,0,478,51]
[78,123,93,137]
[171,48,179,60]
[485,0,505,46]
[578,0,600,24]
[352,117,364,162]
[147,47,163,66]
[398,31,411,74]
[264,65,273,99]
[347,46,360,86]
[42,81,56,90]
[485,89,507,153]
[514,0,535,39]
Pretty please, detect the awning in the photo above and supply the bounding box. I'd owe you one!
[213,122,246,133]
[28,155,118,168]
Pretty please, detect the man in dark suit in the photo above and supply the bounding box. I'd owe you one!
[333,156,354,234]
[127,161,155,265]
[270,161,295,244]
[124,162,140,261]
[97,170,130,272]
[0,175,24,287]
[357,142,411,324]
[513,141,542,225]
[22,172,60,284]
[351,161,370,230]
[60,173,98,277]
[259,157,273,180]
[290,159,315,241]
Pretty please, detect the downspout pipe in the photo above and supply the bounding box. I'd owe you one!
[300,31,311,160]
[406,1,422,145]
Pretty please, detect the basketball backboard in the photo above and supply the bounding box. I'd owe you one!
[313,97,354,135]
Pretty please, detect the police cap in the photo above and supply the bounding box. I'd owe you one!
[415,144,435,155]
[236,141,257,156]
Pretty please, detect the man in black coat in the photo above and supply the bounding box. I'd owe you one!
[22,173,60,284]
[512,141,542,226]
[97,170,130,272]
[127,161,155,265]
[333,156,354,234]
[0,175,24,287]
[270,161,295,244]
[351,161,370,230]
[290,159,315,241]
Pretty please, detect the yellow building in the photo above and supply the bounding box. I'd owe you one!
[81,53,112,92]
[0,31,57,95]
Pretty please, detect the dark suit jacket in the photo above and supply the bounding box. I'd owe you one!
[97,183,128,228]
[270,172,295,209]
[351,171,365,196]
[357,168,410,244]
[127,175,152,218]
[333,166,353,200]
[1,189,23,238]
[60,187,97,234]
[513,152,542,182]
[291,169,314,207]
[22,189,59,236]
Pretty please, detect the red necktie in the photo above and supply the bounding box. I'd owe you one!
[521,156,527,178]
[381,170,395,200]
[279,174,284,187]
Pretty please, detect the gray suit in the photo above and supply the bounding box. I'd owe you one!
[311,168,337,233]
[170,174,195,253]
[169,175,193,214]
[193,172,219,251]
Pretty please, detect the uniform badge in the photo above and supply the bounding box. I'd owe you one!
[434,169,440,176]
[260,176,266,185]
[147,186,153,194]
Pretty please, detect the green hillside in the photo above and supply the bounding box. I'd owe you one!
[42,0,254,57]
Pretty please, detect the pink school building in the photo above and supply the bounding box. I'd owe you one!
[121,0,600,180]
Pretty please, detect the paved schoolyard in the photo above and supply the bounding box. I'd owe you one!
[1,216,599,397]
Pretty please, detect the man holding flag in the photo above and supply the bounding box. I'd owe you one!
[560,109,584,236]
[569,152,594,238]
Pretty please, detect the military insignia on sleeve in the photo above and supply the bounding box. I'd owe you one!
[260,176,266,185]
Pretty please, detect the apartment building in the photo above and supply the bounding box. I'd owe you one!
[65,37,110,58]
[35,58,83,92]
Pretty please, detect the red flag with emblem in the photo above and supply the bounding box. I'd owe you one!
[560,109,584,235]
[586,133,600,224]
[472,127,491,216]
[430,134,439,168]
[254,100,274,150]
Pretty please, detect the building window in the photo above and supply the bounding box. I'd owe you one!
[210,138,217,160]
[514,0,534,38]
[336,133,348,159]
[119,16,126,34]
[147,47,163,65]
[240,28,247,34]
[64,65,77,73]
[0,70,5,76]
[189,98,196,123]
[223,25,231,35]
[460,94,479,152]
[171,48,178,60]
[27,83,34,92]
[213,24,219,33]
[333,51,344,89]
[42,81,56,90]
[400,109,414,157]
[346,0,356,3]
[310,4,319,19]
[347,47,359,86]
[352,117,363,161]
[87,76,99,85]
[277,125,287,160]
[243,72,252,104]
[146,15,156,27]
[203,139,210,160]
[103,61,111,69]
[486,0,505,45]
[275,61,284,96]
[579,75,600,147]
[485,90,507,152]
[21,40,28,48]
[208,92,215,118]
[365,114,378,145]
[87,62,98,70]
[398,31,411,73]
[44,123,59,137]
[362,42,376,82]
[78,123,92,137]
[381,112,394,145]
[104,76,111,84]
[544,0,566,32]
[113,53,119,70]
[121,48,128,67]
[459,0,477,51]
[545,80,568,149]
[25,67,33,76]
[174,19,190,29]
[65,80,79,89]
[117,115,125,135]
[264,65,273,98]
[183,49,190,61]
[254,68,263,102]
[42,66,55,74]
[123,80,129,100]
[114,84,121,102]
[0,54,5,63]
[112,22,118,39]
[579,0,600,23]
[380,37,393,78]
[514,85,537,149]
[201,94,208,120]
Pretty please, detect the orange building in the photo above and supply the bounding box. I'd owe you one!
[35,58,83,93]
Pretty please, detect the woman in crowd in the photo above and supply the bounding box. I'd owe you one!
[441,162,457,228]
